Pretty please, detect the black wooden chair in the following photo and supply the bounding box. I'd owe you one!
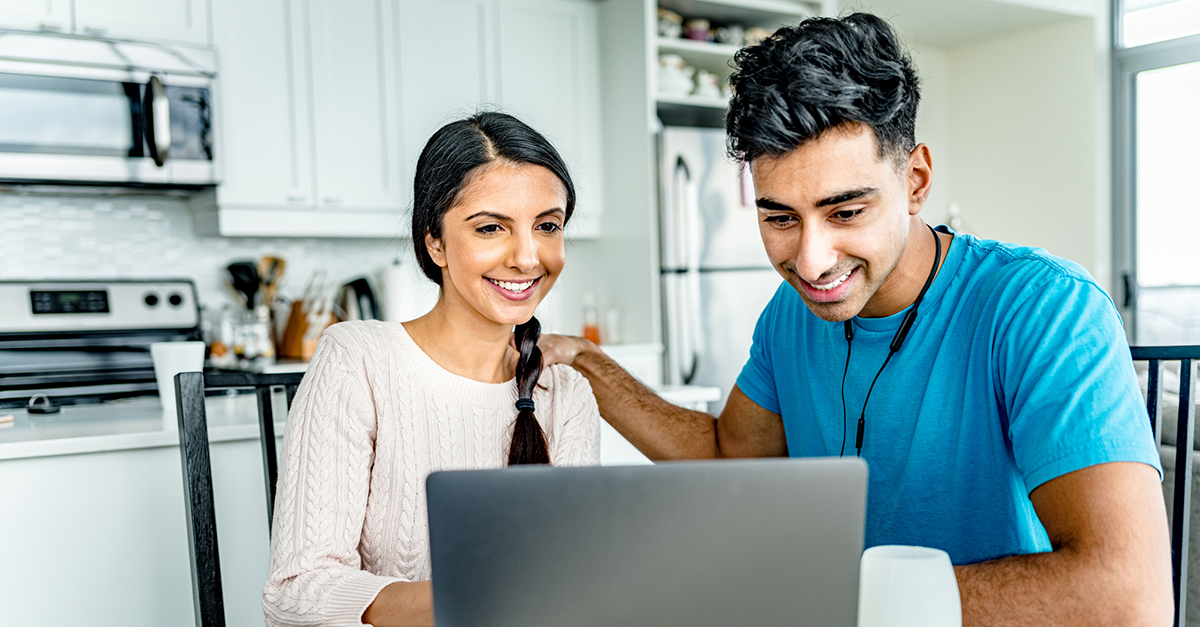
[174,371,305,627]
[1132,345,1200,627]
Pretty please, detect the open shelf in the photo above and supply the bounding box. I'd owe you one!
[658,0,815,29]
[656,37,742,60]
[656,93,729,109]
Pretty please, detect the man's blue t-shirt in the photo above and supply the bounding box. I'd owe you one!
[735,228,1161,565]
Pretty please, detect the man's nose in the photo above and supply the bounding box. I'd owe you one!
[507,231,539,274]
[795,225,839,281]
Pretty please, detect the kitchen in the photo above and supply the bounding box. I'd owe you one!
[2,0,1195,625]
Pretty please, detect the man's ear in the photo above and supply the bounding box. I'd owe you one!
[907,143,933,216]
[425,230,447,268]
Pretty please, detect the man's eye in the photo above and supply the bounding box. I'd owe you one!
[833,209,863,221]
[764,215,796,226]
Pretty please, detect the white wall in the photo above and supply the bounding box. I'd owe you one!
[944,17,1110,286]
[0,194,401,315]
[909,44,953,228]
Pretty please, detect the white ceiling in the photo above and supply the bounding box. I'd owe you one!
[840,0,1100,47]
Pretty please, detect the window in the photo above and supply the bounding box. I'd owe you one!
[1113,0,1200,344]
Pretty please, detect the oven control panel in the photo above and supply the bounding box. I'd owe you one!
[0,280,199,333]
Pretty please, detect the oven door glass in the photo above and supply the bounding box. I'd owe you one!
[0,73,139,158]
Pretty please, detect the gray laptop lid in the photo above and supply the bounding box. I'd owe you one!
[427,457,868,627]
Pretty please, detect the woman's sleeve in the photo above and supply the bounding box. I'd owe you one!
[551,367,601,467]
[262,327,401,627]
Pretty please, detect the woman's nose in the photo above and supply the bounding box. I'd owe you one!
[507,231,539,273]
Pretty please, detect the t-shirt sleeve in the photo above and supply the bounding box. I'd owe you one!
[736,292,782,415]
[997,272,1162,494]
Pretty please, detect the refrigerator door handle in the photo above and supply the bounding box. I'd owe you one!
[672,156,692,270]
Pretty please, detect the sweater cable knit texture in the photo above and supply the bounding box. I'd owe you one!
[262,320,601,627]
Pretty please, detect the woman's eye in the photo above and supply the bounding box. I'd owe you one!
[537,222,562,233]
[476,224,502,234]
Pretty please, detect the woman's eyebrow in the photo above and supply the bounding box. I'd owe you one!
[464,211,511,222]
[538,208,565,219]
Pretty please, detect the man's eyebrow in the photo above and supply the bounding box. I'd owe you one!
[815,188,878,208]
[756,197,795,212]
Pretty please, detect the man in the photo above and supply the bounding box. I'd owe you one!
[542,13,1172,627]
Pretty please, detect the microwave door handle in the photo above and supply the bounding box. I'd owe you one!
[143,76,171,167]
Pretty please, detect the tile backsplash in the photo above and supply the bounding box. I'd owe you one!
[0,193,407,313]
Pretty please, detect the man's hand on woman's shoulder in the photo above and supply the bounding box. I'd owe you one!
[535,333,597,368]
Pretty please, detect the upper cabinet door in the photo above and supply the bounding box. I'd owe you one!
[496,0,603,237]
[398,0,495,190]
[73,0,210,45]
[307,0,404,214]
[210,0,313,209]
[0,0,72,34]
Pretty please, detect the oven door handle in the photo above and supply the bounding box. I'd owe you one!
[143,75,171,167]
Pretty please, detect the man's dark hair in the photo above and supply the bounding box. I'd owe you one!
[726,12,921,167]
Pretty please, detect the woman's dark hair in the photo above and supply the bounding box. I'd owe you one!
[411,111,575,466]
[726,12,921,168]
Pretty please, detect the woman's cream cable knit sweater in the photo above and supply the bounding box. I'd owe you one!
[262,320,601,627]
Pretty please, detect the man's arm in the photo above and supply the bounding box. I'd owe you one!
[956,461,1172,627]
[539,334,787,460]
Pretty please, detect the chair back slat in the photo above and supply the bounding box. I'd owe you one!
[1131,346,1200,627]
[255,386,279,533]
[1149,359,1164,445]
[176,370,305,627]
[1173,358,1194,627]
[174,371,227,627]
[285,383,299,411]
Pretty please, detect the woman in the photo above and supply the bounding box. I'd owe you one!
[262,112,601,627]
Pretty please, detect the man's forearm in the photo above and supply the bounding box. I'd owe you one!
[955,547,1170,627]
[571,342,721,460]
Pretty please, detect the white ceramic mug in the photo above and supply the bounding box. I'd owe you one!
[150,341,206,427]
[858,545,962,627]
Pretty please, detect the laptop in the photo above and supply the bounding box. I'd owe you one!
[426,457,868,627]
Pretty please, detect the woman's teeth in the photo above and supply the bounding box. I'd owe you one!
[489,278,536,293]
[809,270,852,292]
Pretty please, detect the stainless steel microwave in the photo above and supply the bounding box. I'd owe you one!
[0,30,217,188]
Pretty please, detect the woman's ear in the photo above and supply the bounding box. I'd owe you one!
[425,230,447,268]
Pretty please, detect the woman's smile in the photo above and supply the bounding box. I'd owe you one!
[486,275,543,300]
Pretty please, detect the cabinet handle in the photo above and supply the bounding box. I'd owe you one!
[323,197,342,206]
[38,22,64,33]
[83,26,108,37]
[286,194,308,204]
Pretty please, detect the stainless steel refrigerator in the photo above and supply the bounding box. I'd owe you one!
[659,126,784,415]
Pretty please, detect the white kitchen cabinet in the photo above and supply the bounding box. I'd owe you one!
[200,0,404,237]
[209,0,314,211]
[72,0,210,45]
[398,0,495,189]
[307,0,404,214]
[0,0,72,34]
[496,0,603,237]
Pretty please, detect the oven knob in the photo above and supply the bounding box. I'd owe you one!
[168,293,183,307]
[145,293,159,307]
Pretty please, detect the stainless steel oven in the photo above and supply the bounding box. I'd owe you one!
[0,30,217,188]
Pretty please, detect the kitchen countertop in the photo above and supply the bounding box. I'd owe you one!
[0,392,281,461]
[0,383,721,463]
